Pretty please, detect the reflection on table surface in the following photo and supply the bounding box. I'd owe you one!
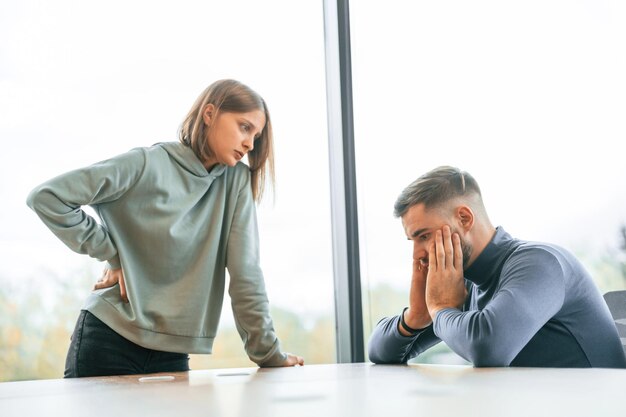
[1,363,625,417]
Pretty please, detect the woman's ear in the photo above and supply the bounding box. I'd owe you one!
[457,205,474,231]
[202,104,215,126]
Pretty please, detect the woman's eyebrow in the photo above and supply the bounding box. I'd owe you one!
[239,117,258,131]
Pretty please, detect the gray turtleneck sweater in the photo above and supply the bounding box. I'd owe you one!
[368,227,626,368]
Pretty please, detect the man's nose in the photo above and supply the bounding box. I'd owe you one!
[413,241,427,261]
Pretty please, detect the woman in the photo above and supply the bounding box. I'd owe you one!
[27,79,304,377]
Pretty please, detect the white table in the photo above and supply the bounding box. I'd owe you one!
[1,363,624,416]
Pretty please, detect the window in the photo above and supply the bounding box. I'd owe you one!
[351,0,626,362]
[1,0,335,380]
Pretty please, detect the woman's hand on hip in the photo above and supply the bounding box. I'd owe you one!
[93,267,128,303]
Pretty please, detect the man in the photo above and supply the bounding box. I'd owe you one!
[368,166,626,368]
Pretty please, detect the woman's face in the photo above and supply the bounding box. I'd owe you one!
[202,104,265,169]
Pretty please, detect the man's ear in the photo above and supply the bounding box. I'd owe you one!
[202,104,215,126]
[457,205,474,231]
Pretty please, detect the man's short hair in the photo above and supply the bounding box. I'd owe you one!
[394,166,482,218]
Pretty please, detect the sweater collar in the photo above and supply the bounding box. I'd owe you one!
[464,226,516,288]
[156,141,227,178]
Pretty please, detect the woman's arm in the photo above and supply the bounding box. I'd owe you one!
[226,169,294,366]
[26,148,145,269]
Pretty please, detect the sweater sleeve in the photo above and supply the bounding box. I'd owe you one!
[368,315,441,364]
[433,247,566,367]
[26,148,145,269]
[226,170,286,367]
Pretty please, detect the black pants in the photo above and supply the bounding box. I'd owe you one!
[64,310,190,378]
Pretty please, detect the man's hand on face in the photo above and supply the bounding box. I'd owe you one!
[399,258,433,336]
[425,225,467,318]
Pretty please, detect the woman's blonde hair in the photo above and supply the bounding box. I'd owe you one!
[179,79,275,203]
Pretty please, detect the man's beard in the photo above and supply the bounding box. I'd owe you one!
[459,236,473,270]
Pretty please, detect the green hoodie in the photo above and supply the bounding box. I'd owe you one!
[27,142,286,366]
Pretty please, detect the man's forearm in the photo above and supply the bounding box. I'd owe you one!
[368,315,440,364]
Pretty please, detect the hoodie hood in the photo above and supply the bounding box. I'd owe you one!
[155,141,226,178]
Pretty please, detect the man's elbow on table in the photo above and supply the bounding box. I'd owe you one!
[463,340,513,367]
[367,317,409,364]
[368,344,406,364]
